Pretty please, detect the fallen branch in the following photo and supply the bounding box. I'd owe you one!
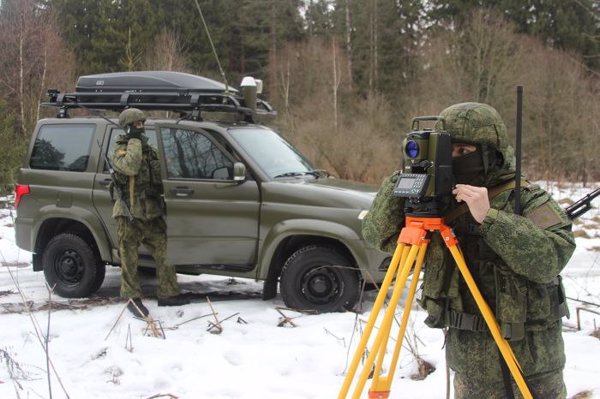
[206,297,222,334]
[145,393,179,399]
[275,307,301,328]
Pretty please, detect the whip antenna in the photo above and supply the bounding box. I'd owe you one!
[194,0,230,93]
[515,86,523,215]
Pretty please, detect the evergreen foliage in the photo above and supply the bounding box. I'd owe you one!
[0,0,597,187]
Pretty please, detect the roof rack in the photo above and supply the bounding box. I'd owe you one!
[43,71,275,122]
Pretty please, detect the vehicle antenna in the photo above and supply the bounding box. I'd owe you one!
[194,0,230,94]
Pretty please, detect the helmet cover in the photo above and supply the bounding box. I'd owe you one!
[118,108,146,128]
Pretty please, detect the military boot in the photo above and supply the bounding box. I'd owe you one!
[127,298,149,318]
[157,295,190,307]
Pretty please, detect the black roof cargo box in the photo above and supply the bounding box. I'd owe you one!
[44,70,275,122]
[76,71,238,94]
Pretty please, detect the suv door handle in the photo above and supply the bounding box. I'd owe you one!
[99,178,112,187]
[170,186,194,197]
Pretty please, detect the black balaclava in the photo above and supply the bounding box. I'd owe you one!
[452,148,485,186]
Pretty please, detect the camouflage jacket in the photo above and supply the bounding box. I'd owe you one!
[111,135,164,220]
[363,172,575,379]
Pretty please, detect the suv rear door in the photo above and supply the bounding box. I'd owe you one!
[157,124,261,272]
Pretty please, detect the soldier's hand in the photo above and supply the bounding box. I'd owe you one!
[127,132,143,141]
[452,184,490,224]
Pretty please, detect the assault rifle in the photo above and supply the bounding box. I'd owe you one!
[102,151,134,222]
[565,187,600,220]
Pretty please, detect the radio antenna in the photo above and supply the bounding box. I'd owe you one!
[514,85,523,215]
[194,0,230,93]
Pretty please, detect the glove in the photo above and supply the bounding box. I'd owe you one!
[127,126,145,141]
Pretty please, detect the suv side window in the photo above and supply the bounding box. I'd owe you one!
[161,127,233,180]
[30,124,95,171]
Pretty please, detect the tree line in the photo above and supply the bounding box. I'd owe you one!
[0,0,598,192]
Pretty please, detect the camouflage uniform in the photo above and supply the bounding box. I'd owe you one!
[112,121,179,300]
[363,103,575,398]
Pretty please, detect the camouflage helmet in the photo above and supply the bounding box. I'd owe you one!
[436,102,516,186]
[118,108,146,128]
[435,102,508,151]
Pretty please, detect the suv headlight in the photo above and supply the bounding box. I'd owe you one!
[358,210,369,220]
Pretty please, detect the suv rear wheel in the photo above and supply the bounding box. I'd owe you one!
[42,233,105,298]
[280,245,360,312]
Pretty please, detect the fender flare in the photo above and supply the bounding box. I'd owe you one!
[33,205,113,262]
[257,219,364,280]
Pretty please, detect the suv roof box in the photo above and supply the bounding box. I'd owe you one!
[44,71,275,122]
[76,71,238,94]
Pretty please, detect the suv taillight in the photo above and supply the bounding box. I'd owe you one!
[15,184,30,208]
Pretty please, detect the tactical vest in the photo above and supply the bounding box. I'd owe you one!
[418,181,569,341]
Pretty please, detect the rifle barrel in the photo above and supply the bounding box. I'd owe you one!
[565,187,600,220]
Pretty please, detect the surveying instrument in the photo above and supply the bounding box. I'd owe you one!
[338,113,534,399]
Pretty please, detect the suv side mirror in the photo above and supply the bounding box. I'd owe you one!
[233,162,246,181]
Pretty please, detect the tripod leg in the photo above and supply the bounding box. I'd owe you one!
[337,242,408,399]
[370,245,417,387]
[379,241,428,385]
[367,242,428,398]
[352,243,422,399]
[447,244,533,399]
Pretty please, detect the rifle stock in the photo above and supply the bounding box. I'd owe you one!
[103,151,134,222]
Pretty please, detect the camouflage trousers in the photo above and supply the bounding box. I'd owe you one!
[116,216,179,299]
[454,369,566,399]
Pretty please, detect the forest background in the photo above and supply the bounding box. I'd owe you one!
[0,0,598,194]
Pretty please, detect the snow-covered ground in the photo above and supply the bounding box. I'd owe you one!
[0,182,599,399]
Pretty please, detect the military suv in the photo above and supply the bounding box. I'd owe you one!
[14,71,389,312]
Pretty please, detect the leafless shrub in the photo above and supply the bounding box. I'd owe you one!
[143,28,189,72]
[401,317,436,381]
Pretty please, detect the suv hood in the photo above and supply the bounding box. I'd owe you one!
[262,177,378,209]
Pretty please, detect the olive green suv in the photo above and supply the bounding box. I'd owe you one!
[14,71,389,312]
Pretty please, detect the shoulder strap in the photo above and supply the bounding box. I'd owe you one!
[444,180,530,224]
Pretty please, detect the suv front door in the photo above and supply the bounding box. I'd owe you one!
[157,124,260,273]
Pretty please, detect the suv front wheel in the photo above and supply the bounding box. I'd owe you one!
[280,245,360,312]
[42,233,105,298]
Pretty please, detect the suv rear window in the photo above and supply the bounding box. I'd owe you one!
[30,124,95,171]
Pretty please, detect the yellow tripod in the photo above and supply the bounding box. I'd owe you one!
[338,216,533,399]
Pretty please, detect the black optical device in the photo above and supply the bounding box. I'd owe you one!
[393,116,454,216]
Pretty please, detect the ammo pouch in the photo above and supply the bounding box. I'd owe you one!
[444,265,569,341]
[493,266,568,341]
[418,235,462,329]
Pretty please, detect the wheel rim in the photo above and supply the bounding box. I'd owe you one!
[300,265,343,305]
[53,249,84,286]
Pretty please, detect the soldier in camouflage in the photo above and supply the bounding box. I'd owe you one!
[363,102,575,398]
[112,108,189,318]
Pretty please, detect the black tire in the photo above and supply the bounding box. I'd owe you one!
[280,245,360,312]
[42,233,105,298]
[90,260,106,293]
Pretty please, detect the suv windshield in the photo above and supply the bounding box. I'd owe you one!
[229,127,314,179]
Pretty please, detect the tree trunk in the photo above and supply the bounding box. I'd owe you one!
[36,43,48,127]
[332,38,338,131]
[345,0,353,90]
[19,19,25,136]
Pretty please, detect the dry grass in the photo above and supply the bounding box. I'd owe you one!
[410,357,436,381]
[569,391,594,399]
